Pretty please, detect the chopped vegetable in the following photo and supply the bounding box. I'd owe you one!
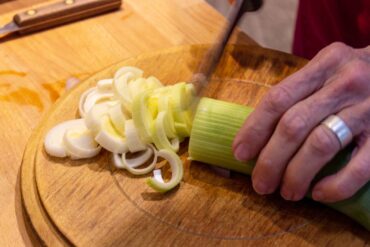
[147,150,183,192]
[44,119,100,158]
[45,66,194,192]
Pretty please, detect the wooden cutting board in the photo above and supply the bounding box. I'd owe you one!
[21,45,370,246]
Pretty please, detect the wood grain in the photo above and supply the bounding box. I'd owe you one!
[23,45,370,246]
[0,1,256,245]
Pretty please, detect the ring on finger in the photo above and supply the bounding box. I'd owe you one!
[321,115,353,149]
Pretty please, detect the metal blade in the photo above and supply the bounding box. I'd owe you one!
[0,21,19,36]
[191,0,245,97]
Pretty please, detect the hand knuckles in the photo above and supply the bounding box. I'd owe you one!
[321,42,352,61]
[262,86,292,114]
[309,127,339,156]
[279,112,308,141]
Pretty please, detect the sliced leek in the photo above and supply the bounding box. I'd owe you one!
[152,111,179,152]
[123,145,158,175]
[132,91,153,142]
[44,119,93,158]
[45,66,194,193]
[108,102,127,136]
[63,128,101,159]
[95,115,128,153]
[125,119,146,153]
[147,150,183,193]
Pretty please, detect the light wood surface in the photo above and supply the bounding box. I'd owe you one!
[0,1,256,246]
[24,45,370,246]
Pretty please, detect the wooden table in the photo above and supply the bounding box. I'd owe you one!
[0,0,255,245]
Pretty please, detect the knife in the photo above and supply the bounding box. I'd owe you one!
[0,0,121,36]
[191,0,263,97]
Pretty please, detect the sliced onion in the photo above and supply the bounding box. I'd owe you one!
[146,149,183,192]
[63,128,101,159]
[44,119,86,158]
[153,169,165,183]
[112,146,154,170]
[112,153,124,169]
[123,147,154,168]
[114,66,143,80]
[122,145,158,175]
[84,90,114,114]
[157,96,176,138]
[113,67,143,109]
[152,111,179,152]
[108,102,127,136]
[125,119,147,153]
[129,78,148,99]
[97,79,113,92]
[78,87,96,118]
[85,102,109,133]
[170,82,187,110]
[146,76,163,88]
[95,115,128,153]
[132,91,153,142]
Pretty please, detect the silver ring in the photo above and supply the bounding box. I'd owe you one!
[321,115,353,148]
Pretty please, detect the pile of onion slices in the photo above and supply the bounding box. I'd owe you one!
[44,66,195,192]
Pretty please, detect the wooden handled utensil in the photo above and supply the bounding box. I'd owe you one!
[0,0,121,36]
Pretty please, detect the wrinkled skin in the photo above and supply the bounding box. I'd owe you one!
[233,42,370,203]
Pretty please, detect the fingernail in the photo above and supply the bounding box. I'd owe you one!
[234,142,249,161]
[281,188,293,200]
[254,180,269,195]
[312,190,324,201]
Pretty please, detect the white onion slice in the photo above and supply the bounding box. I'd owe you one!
[114,66,143,80]
[147,149,183,192]
[122,145,158,175]
[108,102,127,136]
[125,119,147,153]
[123,147,154,168]
[44,119,86,158]
[97,79,113,92]
[112,153,125,169]
[84,101,116,133]
[95,115,128,153]
[153,169,165,183]
[63,128,101,159]
[152,111,179,152]
[84,90,114,114]
[78,87,96,118]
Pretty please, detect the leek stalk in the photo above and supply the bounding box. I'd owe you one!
[189,97,370,231]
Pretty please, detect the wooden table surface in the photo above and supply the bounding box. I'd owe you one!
[0,0,255,245]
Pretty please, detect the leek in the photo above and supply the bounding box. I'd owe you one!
[189,97,370,231]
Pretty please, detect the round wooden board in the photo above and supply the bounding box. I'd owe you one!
[22,45,370,246]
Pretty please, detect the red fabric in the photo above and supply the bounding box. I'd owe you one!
[293,0,370,59]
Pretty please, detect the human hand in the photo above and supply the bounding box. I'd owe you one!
[232,42,370,203]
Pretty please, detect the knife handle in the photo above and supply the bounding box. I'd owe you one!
[13,0,122,34]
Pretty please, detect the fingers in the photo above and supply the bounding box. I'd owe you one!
[281,96,370,201]
[280,125,341,200]
[312,136,370,202]
[233,42,353,162]
[250,61,370,195]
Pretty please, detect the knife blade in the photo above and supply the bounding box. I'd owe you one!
[191,0,262,97]
[0,0,121,37]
